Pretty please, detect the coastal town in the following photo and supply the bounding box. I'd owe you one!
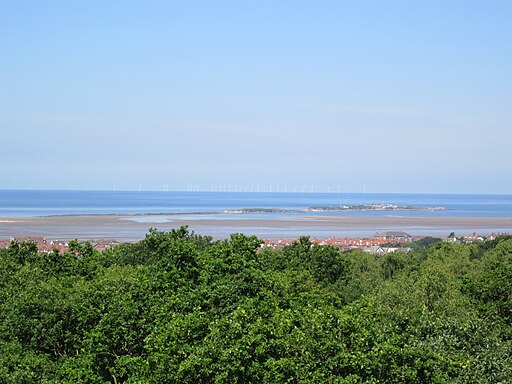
[261,231,504,253]
[1,231,506,256]
[0,236,119,254]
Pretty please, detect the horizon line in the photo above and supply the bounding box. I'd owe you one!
[0,188,510,197]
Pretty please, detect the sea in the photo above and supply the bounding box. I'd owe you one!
[0,190,511,239]
[1,190,512,217]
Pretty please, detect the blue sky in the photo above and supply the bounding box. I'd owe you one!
[1,1,511,193]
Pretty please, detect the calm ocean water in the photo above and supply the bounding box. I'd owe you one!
[0,190,511,218]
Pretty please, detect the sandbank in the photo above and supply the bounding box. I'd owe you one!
[0,214,510,241]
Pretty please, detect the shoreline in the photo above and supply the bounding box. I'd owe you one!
[0,214,510,241]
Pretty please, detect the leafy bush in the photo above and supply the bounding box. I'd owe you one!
[0,227,511,382]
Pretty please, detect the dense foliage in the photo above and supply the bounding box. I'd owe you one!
[1,227,511,383]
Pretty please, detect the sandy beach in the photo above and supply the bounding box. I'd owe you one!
[0,214,511,241]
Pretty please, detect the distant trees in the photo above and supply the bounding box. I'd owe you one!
[0,227,511,382]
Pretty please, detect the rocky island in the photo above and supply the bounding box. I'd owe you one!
[305,204,446,212]
[224,204,445,214]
